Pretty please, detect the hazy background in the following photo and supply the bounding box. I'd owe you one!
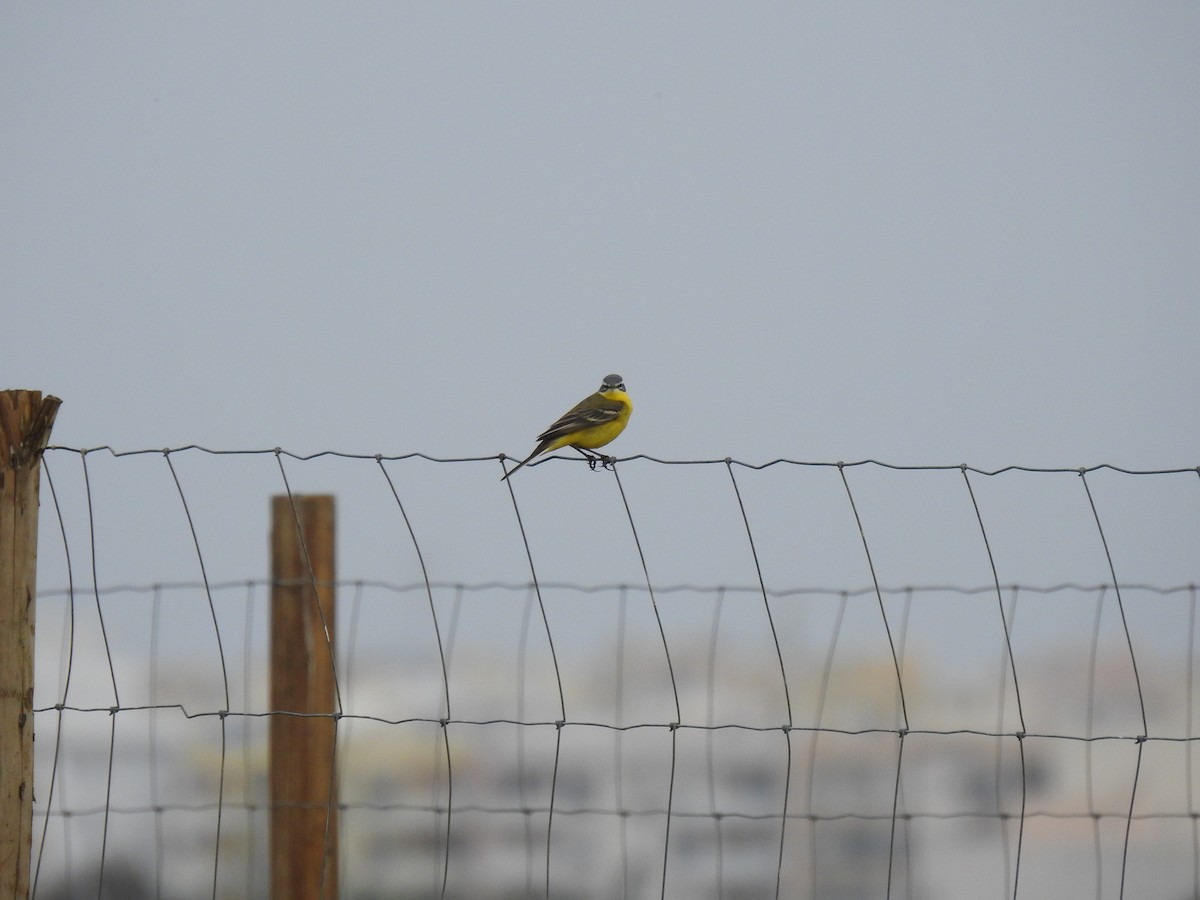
[4,5,1199,898]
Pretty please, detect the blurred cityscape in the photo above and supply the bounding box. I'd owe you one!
[31,633,1199,899]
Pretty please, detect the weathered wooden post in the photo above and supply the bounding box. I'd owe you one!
[269,494,338,899]
[1,390,60,899]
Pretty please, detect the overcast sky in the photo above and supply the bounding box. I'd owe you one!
[7,0,1198,702]
[4,5,1197,469]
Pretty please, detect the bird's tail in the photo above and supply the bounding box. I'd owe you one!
[500,442,551,481]
[500,457,529,481]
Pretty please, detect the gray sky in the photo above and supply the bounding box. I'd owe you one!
[7,0,1197,697]
[4,5,1197,467]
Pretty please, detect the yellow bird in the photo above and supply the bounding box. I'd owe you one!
[501,374,632,480]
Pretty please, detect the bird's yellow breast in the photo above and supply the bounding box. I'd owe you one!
[558,389,632,451]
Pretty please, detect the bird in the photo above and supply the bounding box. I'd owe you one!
[501,374,632,480]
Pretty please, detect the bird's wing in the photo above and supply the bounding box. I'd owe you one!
[535,396,624,443]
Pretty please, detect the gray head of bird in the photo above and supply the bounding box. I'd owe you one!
[601,374,625,392]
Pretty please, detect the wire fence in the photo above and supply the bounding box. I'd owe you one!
[24,447,1200,899]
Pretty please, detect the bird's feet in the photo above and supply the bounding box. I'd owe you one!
[575,448,616,471]
[587,453,617,471]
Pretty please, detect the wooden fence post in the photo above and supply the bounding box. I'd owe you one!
[269,494,338,900]
[1,390,60,900]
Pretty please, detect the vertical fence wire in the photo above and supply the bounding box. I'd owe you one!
[79,449,122,898]
[725,462,793,899]
[989,586,1021,900]
[962,467,1028,898]
[148,585,164,896]
[377,456,453,899]
[438,583,466,896]
[515,585,536,893]
[502,463,567,898]
[1080,470,1148,900]
[704,586,727,899]
[892,587,915,900]
[31,457,75,899]
[804,587,848,899]
[613,583,631,897]
[838,462,910,899]
[163,449,230,899]
[611,464,681,900]
[241,580,259,900]
[1086,584,1107,898]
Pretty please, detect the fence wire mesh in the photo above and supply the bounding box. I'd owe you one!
[26,447,1200,899]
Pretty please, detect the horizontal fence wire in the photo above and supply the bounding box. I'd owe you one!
[39,443,1200,475]
[24,448,1200,900]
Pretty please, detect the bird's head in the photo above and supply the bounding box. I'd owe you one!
[601,374,626,393]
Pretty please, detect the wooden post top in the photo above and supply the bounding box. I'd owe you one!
[0,390,61,471]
